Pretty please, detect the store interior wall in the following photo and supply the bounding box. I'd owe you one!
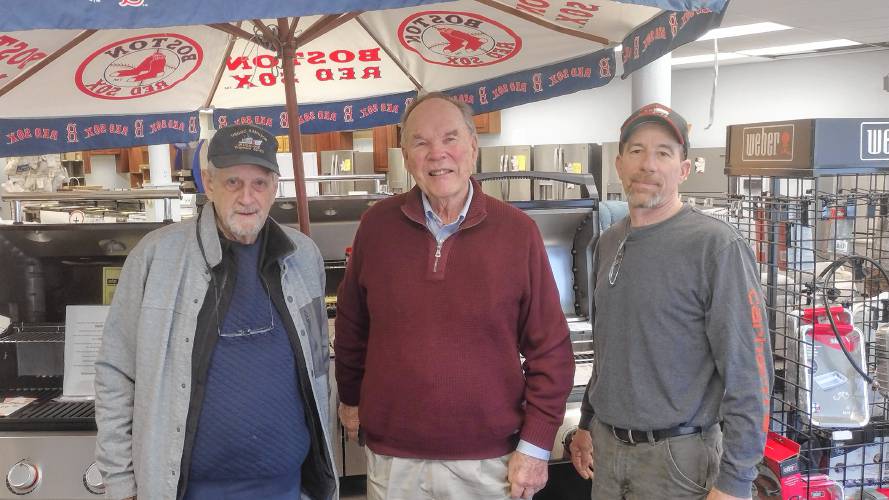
[674,50,889,148]
[483,49,889,150]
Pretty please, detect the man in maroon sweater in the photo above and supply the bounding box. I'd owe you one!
[335,93,574,500]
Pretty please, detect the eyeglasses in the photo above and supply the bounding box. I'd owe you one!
[608,234,628,287]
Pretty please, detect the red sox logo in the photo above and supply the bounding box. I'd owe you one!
[398,11,521,67]
[668,13,679,38]
[75,33,202,100]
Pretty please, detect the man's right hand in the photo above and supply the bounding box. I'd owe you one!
[338,403,360,442]
[569,428,595,480]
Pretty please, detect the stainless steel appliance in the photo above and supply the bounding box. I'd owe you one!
[478,145,532,201]
[474,171,600,464]
[679,147,728,199]
[384,148,415,194]
[0,221,162,499]
[319,150,375,195]
[531,143,602,201]
[0,191,384,495]
[473,171,605,499]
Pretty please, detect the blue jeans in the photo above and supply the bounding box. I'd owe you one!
[590,418,722,500]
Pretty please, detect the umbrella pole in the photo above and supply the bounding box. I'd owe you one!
[278,19,311,236]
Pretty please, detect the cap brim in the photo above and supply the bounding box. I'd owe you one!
[210,153,279,174]
[621,116,686,150]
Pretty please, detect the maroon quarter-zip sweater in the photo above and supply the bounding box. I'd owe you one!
[335,179,574,459]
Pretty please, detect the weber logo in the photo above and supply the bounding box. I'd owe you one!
[780,460,799,476]
[861,122,889,161]
[742,125,794,162]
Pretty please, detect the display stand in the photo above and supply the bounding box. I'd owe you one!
[724,118,889,497]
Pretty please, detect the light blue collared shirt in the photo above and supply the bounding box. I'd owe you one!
[421,181,473,243]
[421,181,551,462]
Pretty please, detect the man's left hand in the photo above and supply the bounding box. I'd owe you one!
[507,451,548,499]
[707,487,751,500]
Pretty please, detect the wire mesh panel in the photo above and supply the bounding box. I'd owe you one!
[726,172,889,498]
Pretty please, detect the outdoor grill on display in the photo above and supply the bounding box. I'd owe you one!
[0,219,162,498]
[720,117,889,498]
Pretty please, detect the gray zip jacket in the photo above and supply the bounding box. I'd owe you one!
[94,203,336,500]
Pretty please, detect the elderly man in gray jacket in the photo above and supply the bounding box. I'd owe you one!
[94,124,337,500]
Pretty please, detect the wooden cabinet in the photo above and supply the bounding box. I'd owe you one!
[372,124,399,172]
[474,111,501,134]
[307,131,353,152]
[82,145,176,188]
[126,147,148,174]
[295,131,355,173]
[82,148,124,174]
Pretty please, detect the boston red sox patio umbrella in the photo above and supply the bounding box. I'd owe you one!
[0,0,728,234]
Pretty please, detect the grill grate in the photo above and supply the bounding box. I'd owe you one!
[0,389,95,431]
[14,400,95,420]
[574,352,594,363]
[0,323,64,343]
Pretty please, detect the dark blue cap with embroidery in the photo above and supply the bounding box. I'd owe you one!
[208,124,279,174]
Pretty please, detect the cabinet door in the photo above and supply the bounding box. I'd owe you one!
[313,131,353,152]
[127,146,147,173]
[473,111,500,134]
[372,124,399,172]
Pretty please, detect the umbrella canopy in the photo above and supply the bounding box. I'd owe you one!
[0,0,729,233]
[1,0,728,149]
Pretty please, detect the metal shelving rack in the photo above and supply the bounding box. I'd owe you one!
[724,118,889,498]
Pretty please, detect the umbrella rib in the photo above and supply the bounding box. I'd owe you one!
[0,29,96,99]
[203,23,242,109]
[286,17,301,41]
[209,23,258,43]
[251,19,281,49]
[473,0,610,46]
[294,13,361,48]
[355,17,423,92]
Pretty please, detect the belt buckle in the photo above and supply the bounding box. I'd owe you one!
[612,426,635,445]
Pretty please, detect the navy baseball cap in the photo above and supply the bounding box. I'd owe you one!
[208,124,279,174]
[620,103,689,156]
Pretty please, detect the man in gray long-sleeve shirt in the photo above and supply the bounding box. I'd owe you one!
[569,103,772,500]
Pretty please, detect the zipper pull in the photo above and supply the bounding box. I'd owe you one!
[433,240,443,273]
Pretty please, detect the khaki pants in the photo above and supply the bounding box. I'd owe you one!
[365,448,514,500]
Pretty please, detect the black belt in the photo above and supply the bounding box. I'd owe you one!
[609,424,704,445]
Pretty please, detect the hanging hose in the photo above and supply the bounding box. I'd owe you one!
[815,255,889,388]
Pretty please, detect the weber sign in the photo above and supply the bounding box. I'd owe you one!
[861,122,889,161]
[742,124,794,162]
